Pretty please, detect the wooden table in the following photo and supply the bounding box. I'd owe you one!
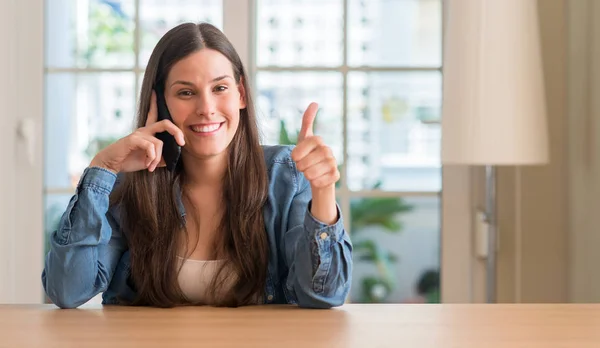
[2,304,600,347]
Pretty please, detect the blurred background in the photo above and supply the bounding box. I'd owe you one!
[2,0,594,305]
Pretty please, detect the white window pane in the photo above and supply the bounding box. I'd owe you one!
[348,0,442,67]
[256,72,343,163]
[351,196,440,303]
[45,0,136,68]
[45,73,136,188]
[139,0,223,67]
[256,0,343,67]
[347,71,441,192]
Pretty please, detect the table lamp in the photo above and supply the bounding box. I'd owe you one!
[441,0,549,303]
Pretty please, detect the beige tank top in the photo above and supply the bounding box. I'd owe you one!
[177,257,234,304]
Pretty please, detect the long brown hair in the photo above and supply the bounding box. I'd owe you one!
[111,22,269,307]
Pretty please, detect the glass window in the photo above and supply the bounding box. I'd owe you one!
[256,0,344,67]
[45,73,136,187]
[255,0,443,303]
[350,196,440,303]
[348,0,442,67]
[347,71,441,191]
[45,0,136,68]
[139,0,223,67]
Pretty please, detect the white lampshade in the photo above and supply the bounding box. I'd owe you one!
[441,0,549,165]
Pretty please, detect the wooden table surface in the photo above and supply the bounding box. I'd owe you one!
[2,304,600,347]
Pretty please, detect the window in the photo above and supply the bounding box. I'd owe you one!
[253,0,442,303]
[44,0,444,304]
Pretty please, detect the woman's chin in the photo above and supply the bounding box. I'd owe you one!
[183,146,228,160]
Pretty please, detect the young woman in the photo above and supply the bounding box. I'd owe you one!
[42,22,353,309]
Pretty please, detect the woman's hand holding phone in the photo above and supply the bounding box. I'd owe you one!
[90,91,185,174]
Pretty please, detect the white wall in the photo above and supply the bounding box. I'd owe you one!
[0,0,44,304]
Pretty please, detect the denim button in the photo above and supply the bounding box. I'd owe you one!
[267,294,273,301]
[320,232,328,240]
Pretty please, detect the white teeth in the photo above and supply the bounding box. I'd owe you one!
[191,123,220,133]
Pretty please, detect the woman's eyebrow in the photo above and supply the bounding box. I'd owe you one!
[170,75,232,87]
[211,75,233,82]
[171,80,195,87]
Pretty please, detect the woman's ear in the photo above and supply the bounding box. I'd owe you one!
[238,77,247,109]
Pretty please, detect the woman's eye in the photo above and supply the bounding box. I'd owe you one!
[214,85,228,92]
[177,90,193,97]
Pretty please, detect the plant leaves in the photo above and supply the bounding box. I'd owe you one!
[278,119,296,145]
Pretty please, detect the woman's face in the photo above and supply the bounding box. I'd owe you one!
[164,48,246,159]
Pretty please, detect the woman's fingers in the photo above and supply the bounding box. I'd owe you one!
[145,91,158,127]
[146,119,185,146]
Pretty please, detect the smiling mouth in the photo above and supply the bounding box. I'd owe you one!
[189,122,224,134]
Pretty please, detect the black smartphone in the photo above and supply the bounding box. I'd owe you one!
[154,88,181,171]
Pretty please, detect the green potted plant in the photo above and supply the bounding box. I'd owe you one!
[350,189,413,302]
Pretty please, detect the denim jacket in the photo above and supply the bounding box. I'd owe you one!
[41,145,353,309]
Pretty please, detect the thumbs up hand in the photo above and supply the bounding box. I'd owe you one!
[291,103,340,190]
[297,102,317,142]
[291,102,340,225]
